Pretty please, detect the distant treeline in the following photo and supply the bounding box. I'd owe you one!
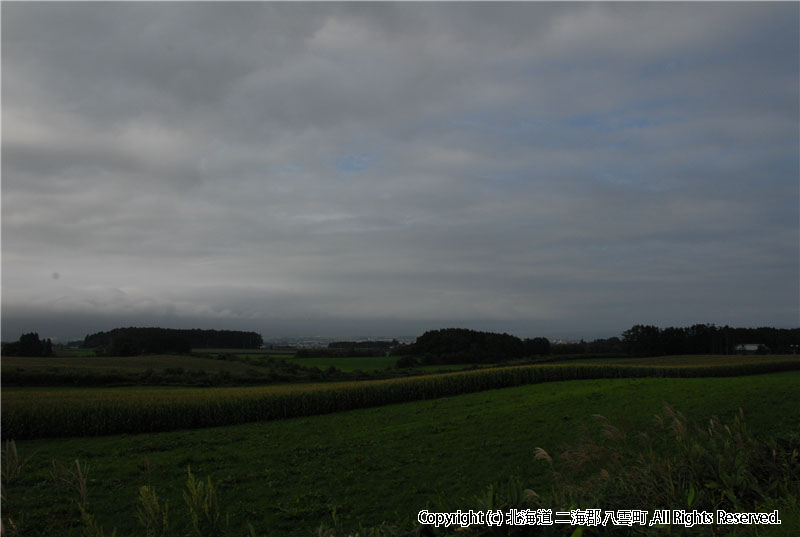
[2,333,54,357]
[541,325,798,357]
[549,337,623,356]
[83,327,263,356]
[391,324,799,365]
[392,328,550,365]
[620,324,800,356]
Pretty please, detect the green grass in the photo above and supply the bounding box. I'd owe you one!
[1,352,472,387]
[284,355,396,371]
[198,353,402,371]
[193,348,286,354]
[197,348,486,372]
[284,355,476,372]
[3,371,799,537]
[59,348,98,358]
[553,354,800,366]
[2,355,269,375]
[194,348,296,359]
[5,356,800,439]
[415,363,482,372]
[1,352,376,388]
[233,352,474,372]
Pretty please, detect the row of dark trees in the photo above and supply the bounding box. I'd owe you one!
[550,337,623,356]
[2,333,54,357]
[390,324,799,365]
[7,324,798,360]
[392,328,551,365]
[620,324,799,356]
[83,327,263,356]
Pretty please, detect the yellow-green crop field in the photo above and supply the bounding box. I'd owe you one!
[4,355,799,440]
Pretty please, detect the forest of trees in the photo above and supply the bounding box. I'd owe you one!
[389,324,799,365]
[6,324,797,360]
[533,325,798,357]
[82,327,263,356]
[392,328,550,365]
[2,332,53,357]
[620,324,799,356]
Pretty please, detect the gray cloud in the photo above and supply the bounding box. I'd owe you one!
[2,2,798,341]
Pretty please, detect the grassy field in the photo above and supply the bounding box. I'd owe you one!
[59,348,99,358]
[4,355,800,439]
[213,351,473,372]
[14,352,789,387]
[3,352,471,381]
[3,371,799,536]
[2,354,272,375]
[193,349,296,360]
[193,348,294,355]
[1,352,408,388]
[287,355,472,372]
[558,354,800,366]
[283,355,396,371]
[1,354,293,388]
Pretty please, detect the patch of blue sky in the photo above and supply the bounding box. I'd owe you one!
[588,162,685,193]
[334,153,376,173]
[563,114,606,130]
[476,169,532,184]
[451,114,558,148]
[563,111,670,132]
[451,109,551,131]
[451,111,663,159]
[512,118,551,132]
[637,58,687,78]
[749,154,800,184]
[608,139,633,152]
[612,96,688,121]
[617,117,660,129]
[450,117,486,130]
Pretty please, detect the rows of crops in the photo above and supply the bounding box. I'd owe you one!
[4,356,799,439]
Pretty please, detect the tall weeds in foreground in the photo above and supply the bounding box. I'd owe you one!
[410,404,799,536]
[50,459,90,510]
[1,441,32,486]
[79,506,117,537]
[1,440,32,537]
[538,403,800,516]
[183,466,228,537]
[137,485,169,537]
[6,458,232,537]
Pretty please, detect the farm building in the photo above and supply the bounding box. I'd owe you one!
[734,343,770,354]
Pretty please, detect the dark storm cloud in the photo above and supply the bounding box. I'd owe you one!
[2,3,798,341]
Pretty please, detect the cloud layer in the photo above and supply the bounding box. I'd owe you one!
[3,3,798,340]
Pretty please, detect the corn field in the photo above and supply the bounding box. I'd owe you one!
[3,357,799,439]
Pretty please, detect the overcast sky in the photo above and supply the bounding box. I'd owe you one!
[2,2,798,342]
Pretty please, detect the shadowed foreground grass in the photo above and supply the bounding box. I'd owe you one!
[2,372,798,536]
